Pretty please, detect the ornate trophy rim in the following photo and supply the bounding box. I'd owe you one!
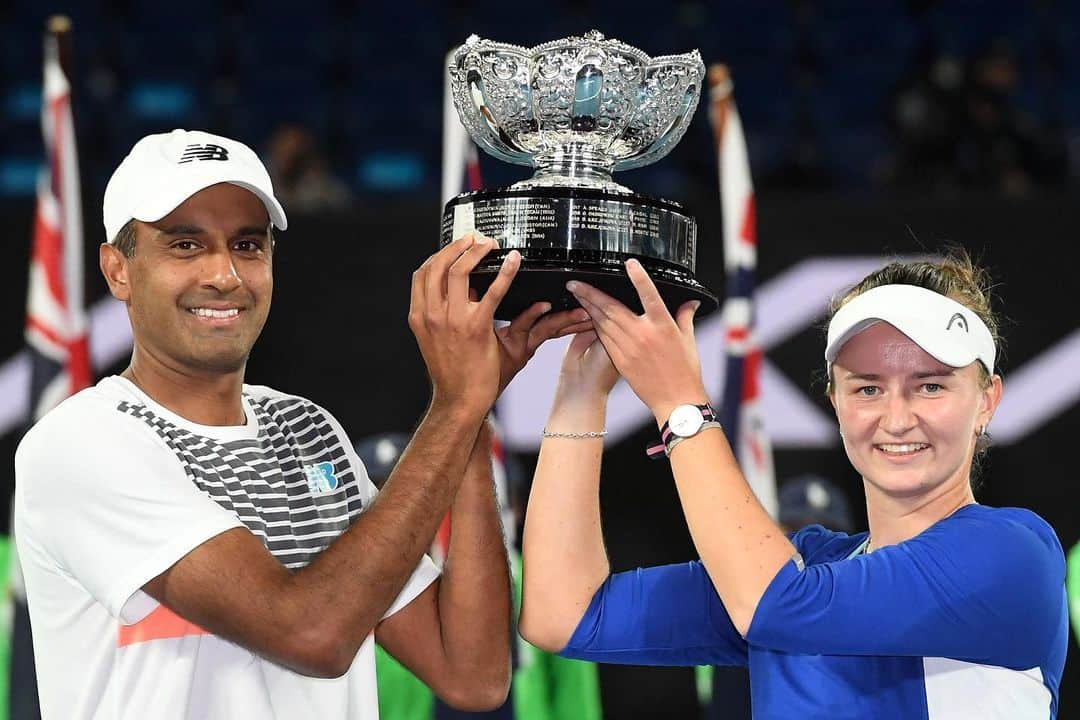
[451,31,703,83]
[449,29,706,184]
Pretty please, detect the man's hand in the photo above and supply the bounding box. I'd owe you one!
[495,302,592,395]
[409,235,519,415]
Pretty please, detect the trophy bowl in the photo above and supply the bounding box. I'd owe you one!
[441,30,718,320]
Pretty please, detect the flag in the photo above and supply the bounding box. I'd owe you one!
[26,23,91,420]
[709,64,778,519]
[701,62,776,720]
[10,19,88,720]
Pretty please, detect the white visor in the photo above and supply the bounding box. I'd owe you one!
[825,284,996,374]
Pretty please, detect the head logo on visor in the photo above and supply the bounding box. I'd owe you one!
[825,284,996,375]
[946,313,968,333]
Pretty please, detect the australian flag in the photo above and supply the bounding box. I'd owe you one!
[709,65,777,520]
[26,28,91,420]
[11,24,91,720]
[704,64,778,720]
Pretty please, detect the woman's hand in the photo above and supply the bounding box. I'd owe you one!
[496,303,592,397]
[553,330,620,406]
[567,259,708,423]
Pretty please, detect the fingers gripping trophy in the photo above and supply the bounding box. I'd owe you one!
[441,30,719,320]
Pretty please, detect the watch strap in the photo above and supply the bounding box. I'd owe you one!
[646,403,719,460]
[664,421,723,456]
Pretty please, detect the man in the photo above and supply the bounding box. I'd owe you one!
[13,129,590,719]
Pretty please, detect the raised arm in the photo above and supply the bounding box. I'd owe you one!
[375,420,511,710]
[142,236,512,677]
[519,332,750,666]
[145,235,591,699]
[568,261,796,636]
[519,332,618,651]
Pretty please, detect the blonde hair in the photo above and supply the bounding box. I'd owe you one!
[827,247,1001,393]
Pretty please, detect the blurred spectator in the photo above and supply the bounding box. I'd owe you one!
[888,53,966,189]
[887,38,1066,195]
[266,123,353,212]
[777,474,855,534]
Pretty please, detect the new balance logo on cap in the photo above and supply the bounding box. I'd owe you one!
[178,143,230,163]
[103,130,288,244]
[946,313,969,332]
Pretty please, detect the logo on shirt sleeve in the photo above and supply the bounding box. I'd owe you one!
[303,462,339,494]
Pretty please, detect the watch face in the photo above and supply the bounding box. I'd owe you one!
[669,404,705,438]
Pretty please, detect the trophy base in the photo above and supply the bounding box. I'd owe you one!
[468,249,719,321]
[441,186,718,321]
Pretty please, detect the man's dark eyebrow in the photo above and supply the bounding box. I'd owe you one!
[235,226,269,237]
[156,225,204,239]
[842,372,880,381]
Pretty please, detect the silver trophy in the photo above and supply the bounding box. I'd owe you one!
[441,30,718,320]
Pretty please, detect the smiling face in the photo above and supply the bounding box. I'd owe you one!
[830,322,1001,500]
[101,182,274,376]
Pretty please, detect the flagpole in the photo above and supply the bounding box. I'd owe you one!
[49,15,74,83]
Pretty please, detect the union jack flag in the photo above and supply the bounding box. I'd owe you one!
[709,65,778,520]
[11,22,89,720]
[26,27,91,422]
[700,61,780,720]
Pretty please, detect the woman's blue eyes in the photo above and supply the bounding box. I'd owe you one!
[856,383,943,396]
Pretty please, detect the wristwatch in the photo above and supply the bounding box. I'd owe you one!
[646,403,722,459]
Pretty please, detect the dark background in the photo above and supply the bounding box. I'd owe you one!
[4,1,1080,718]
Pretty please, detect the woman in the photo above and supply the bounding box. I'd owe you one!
[519,252,1066,719]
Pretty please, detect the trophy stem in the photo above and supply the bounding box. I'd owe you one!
[529,143,624,190]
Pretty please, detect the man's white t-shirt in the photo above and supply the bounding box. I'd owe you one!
[14,376,440,719]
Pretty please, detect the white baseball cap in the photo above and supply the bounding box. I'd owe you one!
[103,129,287,244]
[825,284,996,374]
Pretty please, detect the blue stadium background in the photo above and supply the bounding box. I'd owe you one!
[3,0,1077,201]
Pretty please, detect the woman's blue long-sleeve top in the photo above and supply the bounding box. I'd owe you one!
[559,504,1067,719]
